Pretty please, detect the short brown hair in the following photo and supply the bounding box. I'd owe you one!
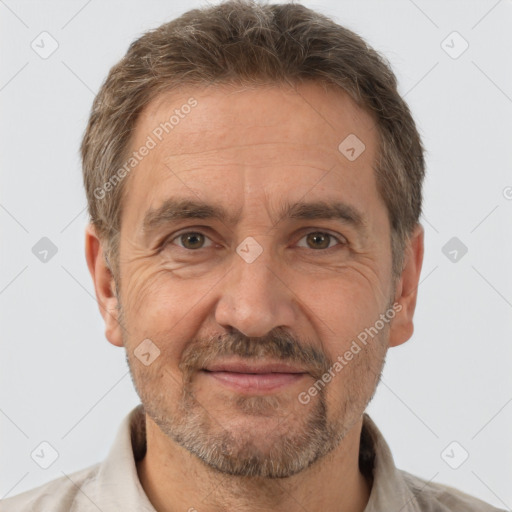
[81,0,425,279]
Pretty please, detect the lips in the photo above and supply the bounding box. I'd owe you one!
[201,360,308,393]
[202,360,307,374]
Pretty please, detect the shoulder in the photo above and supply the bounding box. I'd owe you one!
[399,469,507,512]
[0,462,101,512]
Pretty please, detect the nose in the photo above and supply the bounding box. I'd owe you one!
[214,244,297,338]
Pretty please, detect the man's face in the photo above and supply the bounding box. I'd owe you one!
[113,82,398,478]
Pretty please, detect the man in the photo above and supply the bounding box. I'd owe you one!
[2,1,504,511]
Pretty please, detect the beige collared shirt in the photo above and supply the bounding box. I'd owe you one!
[1,404,505,511]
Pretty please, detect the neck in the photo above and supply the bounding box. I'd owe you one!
[136,414,371,512]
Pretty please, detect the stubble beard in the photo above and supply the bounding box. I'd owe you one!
[120,304,388,479]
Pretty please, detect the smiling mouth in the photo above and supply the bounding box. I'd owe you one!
[200,360,308,393]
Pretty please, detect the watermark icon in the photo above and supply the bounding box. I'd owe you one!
[298,302,402,404]
[93,97,198,200]
[236,236,264,263]
[441,236,468,263]
[134,338,161,366]
[441,441,469,469]
[441,31,469,60]
[503,186,512,200]
[31,31,59,59]
[338,134,366,161]
[31,441,59,469]
[32,237,58,263]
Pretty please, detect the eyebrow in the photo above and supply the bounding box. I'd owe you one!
[142,197,368,235]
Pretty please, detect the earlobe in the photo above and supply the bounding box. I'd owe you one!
[388,224,425,348]
[85,224,124,347]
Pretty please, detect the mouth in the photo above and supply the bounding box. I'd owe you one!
[200,360,309,393]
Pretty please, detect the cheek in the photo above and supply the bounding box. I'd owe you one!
[122,261,183,312]
[120,266,215,359]
[296,268,387,341]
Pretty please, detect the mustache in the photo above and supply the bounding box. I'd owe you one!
[179,327,332,382]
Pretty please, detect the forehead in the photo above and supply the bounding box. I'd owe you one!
[139,81,376,158]
[121,82,382,232]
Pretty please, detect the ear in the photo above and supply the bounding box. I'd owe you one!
[85,224,124,347]
[388,223,424,348]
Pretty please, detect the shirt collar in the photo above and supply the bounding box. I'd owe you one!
[360,412,421,511]
[94,404,155,511]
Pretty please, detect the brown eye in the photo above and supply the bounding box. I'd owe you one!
[296,231,345,251]
[306,232,331,249]
[170,232,213,250]
[180,232,205,249]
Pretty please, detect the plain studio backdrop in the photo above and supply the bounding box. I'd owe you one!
[1,0,511,508]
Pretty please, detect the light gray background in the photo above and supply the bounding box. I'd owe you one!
[1,0,511,508]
